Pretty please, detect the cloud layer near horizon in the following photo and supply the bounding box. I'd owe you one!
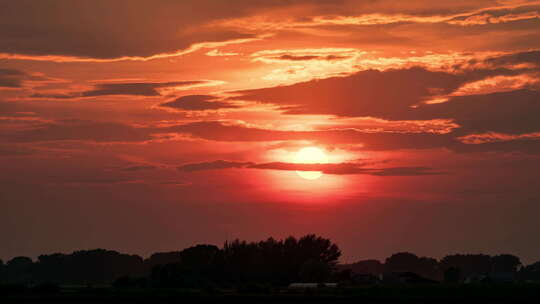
[177,159,444,176]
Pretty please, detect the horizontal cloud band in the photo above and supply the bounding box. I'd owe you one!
[177,159,444,176]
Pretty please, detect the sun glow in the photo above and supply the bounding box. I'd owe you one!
[294,147,328,180]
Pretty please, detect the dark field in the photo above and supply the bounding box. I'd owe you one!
[1,284,540,303]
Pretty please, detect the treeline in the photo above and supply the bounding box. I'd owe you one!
[0,235,341,287]
[340,252,540,282]
[1,235,540,288]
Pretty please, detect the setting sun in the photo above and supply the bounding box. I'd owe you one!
[2,1,539,295]
[294,147,329,180]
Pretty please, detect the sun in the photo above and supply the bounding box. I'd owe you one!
[294,147,328,180]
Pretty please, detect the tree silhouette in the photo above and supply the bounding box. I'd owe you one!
[491,254,521,273]
[298,259,332,282]
[33,250,144,284]
[219,234,340,285]
[520,261,540,281]
[384,252,439,279]
[5,256,33,282]
[145,251,182,270]
[2,236,539,287]
[0,258,4,282]
[444,267,461,283]
[344,259,384,276]
[440,254,491,279]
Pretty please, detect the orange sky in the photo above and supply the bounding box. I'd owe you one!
[1,0,540,264]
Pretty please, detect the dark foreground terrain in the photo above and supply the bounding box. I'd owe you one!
[1,284,540,303]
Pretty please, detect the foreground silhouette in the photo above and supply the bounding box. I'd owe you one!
[1,235,342,287]
[1,234,540,302]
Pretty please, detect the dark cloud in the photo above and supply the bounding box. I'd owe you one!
[230,52,540,139]
[307,14,540,52]
[29,93,76,99]
[0,69,26,88]
[368,166,443,176]
[82,81,202,97]
[30,81,204,99]
[1,0,366,61]
[0,68,48,88]
[0,0,266,60]
[122,165,157,171]
[485,50,540,67]
[160,95,238,111]
[166,121,458,150]
[2,118,539,154]
[248,162,443,176]
[233,66,523,118]
[178,160,254,172]
[167,121,540,154]
[1,1,538,61]
[452,138,540,154]
[1,118,457,150]
[178,159,445,176]
[407,89,540,135]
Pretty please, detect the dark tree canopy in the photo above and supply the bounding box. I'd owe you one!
[384,252,439,279]
[145,251,182,269]
[440,254,492,278]
[342,259,384,275]
[221,234,341,285]
[1,236,538,287]
[491,254,521,273]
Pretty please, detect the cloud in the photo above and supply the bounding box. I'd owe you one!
[1,118,457,150]
[165,121,459,150]
[228,52,540,138]
[122,165,157,171]
[309,4,540,27]
[178,159,445,176]
[3,117,539,154]
[178,160,254,172]
[29,93,76,99]
[0,0,258,61]
[220,1,538,29]
[484,50,540,67]
[457,132,540,144]
[252,48,361,63]
[447,5,540,26]
[81,81,203,97]
[0,69,27,88]
[406,89,540,135]
[247,162,442,176]
[1,0,341,61]
[451,137,540,154]
[232,66,520,118]
[160,95,239,111]
[30,81,205,99]
[2,0,539,62]
[167,121,540,154]
[0,68,49,88]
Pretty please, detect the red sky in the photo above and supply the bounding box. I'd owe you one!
[1,0,540,264]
